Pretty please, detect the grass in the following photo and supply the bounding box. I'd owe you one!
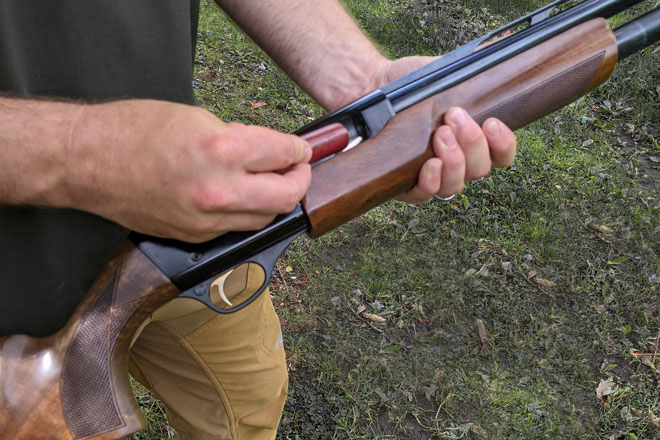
[127,0,660,439]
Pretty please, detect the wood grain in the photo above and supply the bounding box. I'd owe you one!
[303,18,618,237]
[0,241,180,440]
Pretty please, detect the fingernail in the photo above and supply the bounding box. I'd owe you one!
[485,119,500,136]
[293,136,311,162]
[449,108,467,126]
[440,128,456,150]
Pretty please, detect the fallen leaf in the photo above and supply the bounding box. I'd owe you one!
[356,304,366,314]
[363,313,386,323]
[630,348,660,375]
[591,224,614,234]
[596,377,615,399]
[421,384,437,401]
[250,101,267,108]
[475,318,492,344]
[475,318,492,355]
[535,278,556,288]
[476,265,489,277]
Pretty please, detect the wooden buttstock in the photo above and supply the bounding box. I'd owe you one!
[303,18,618,238]
[0,240,180,440]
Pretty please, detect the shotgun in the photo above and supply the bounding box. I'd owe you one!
[1,1,659,438]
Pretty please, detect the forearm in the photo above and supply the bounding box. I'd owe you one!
[214,0,390,111]
[0,97,83,208]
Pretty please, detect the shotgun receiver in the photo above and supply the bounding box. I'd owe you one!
[1,1,659,438]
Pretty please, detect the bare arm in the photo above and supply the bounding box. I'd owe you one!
[0,98,81,207]
[214,0,517,201]
[0,97,311,242]
[214,0,388,111]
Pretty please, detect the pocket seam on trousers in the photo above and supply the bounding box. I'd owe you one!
[260,297,274,357]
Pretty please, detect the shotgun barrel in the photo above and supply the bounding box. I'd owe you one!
[1,2,658,439]
[615,7,660,59]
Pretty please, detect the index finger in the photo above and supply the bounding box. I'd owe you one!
[234,162,312,214]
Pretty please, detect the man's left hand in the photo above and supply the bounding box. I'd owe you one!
[373,56,517,204]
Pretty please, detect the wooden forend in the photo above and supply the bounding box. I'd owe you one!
[303,18,618,238]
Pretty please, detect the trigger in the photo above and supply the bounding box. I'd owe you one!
[210,274,233,307]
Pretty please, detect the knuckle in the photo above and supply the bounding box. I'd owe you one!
[444,151,464,169]
[255,215,275,230]
[198,133,229,162]
[449,182,465,195]
[199,125,245,164]
[280,187,301,212]
[469,163,492,180]
[191,182,235,212]
[460,126,484,147]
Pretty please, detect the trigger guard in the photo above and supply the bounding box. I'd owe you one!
[177,234,298,314]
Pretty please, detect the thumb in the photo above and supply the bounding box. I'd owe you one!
[239,125,312,172]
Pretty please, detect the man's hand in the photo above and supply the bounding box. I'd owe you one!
[373,57,517,204]
[67,100,312,242]
[213,0,515,204]
[0,98,311,243]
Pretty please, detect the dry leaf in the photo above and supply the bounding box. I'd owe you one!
[330,296,342,309]
[596,377,615,399]
[356,304,366,314]
[363,313,386,323]
[475,319,492,344]
[250,101,267,108]
[476,265,489,277]
[591,224,614,234]
[535,278,556,288]
[476,318,492,355]
[631,349,660,375]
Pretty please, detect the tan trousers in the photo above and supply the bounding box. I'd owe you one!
[128,264,287,440]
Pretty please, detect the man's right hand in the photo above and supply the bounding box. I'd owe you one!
[60,100,311,242]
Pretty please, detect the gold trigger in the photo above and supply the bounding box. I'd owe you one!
[210,273,233,307]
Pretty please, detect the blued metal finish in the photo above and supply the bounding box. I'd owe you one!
[177,233,301,314]
[387,0,643,113]
[132,0,659,314]
[360,98,396,138]
[294,90,384,140]
[614,8,660,60]
[294,0,642,142]
[131,204,308,290]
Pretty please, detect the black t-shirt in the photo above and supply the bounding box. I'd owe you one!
[0,0,201,336]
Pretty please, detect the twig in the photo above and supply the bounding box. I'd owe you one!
[349,304,384,333]
[276,264,291,297]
